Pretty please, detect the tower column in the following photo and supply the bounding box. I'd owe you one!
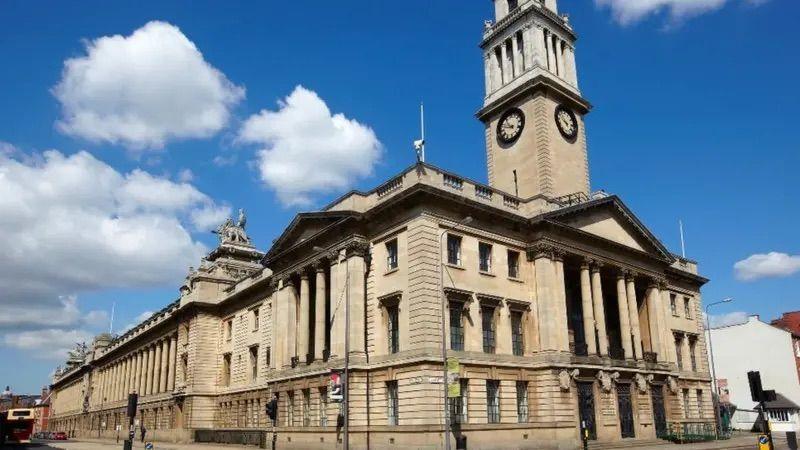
[298,272,311,362]
[314,263,327,361]
[616,271,633,359]
[484,52,493,94]
[591,264,609,356]
[556,38,566,78]
[579,261,597,355]
[626,274,643,359]
[545,31,556,72]
[500,40,511,84]
[531,25,547,68]
[565,45,578,87]
[511,32,521,78]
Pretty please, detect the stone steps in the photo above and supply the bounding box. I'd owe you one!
[588,438,671,449]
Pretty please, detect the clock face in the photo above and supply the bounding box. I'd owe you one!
[555,105,578,141]
[497,108,525,144]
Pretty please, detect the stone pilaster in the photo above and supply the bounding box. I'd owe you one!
[298,272,311,362]
[579,261,597,355]
[168,334,177,391]
[346,242,368,358]
[152,341,162,394]
[314,263,327,360]
[552,250,569,352]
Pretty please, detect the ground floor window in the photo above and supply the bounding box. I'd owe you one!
[450,379,469,424]
[516,381,529,422]
[386,381,399,426]
[319,387,329,426]
[486,380,500,423]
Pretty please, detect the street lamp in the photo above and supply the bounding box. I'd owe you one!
[439,216,473,450]
[705,297,733,439]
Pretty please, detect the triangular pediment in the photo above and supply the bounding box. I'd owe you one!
[265,211,359,261]
[543,196,673,261]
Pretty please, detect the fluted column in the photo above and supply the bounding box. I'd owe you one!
[119,360,126,399]
[534,245,558,351]
[168,334,177,391]
[152,341,162,394]
[159,339,169,393]
[590,264,609,356]
[553,251,570,352]
[116,362,123,400]
[646,281,663,358]
[110,364,118,401]
[616,272,633,359]
[127,355,135,394]
[626,274,643,360]
[298,272,311,362]
[579,261,597,355]
[314,263,327,360]
[287,280,299,365]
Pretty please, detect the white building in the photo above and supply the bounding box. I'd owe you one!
[707,315,800,432]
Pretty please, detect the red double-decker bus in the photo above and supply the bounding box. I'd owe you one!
[1,408,35,444]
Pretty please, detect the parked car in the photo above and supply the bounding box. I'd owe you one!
[54,432,68,440]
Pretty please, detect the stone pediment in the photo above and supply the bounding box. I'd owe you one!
[265,211,360,262]
[542,195,673,261]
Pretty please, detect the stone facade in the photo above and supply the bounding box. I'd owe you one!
[48,1,714,448]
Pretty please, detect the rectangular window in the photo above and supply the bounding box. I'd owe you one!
[689,339,697,372]
[450,379,469,424]
[507,250,520,278]
[386,381,399,426]
[222,353,231,386]
[696,389,703,418]
[482,306,496,353]
[479,242,492,272]
[675,336,683,371]
[387,304,399,354]
[181,354,188,382]
[511,311,524,356]
[266,346,271,367]
[516,381,529,423]
[450,303,464,351]
[386,239,398,271]
[302,389,311,427]
[486,380,500,423]
[447,234,462,266]
[249,346,259,382]
[670,294,678,316]
[682,389,690,419]
[319,388,328,426]
[684,297,692,319]
[224,319,233,341]
[252,308,260,331]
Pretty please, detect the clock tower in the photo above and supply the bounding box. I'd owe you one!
[478,0,591,200]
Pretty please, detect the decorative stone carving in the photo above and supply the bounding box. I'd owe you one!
[597,370,620,393]
[213,209,251,245]
[529,242,554,260]
[634,373,648,394]
[667,376,679,394]
[559,369,579,391]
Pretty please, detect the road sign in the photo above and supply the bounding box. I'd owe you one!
[145,442,154,450]
[759,434,771,450]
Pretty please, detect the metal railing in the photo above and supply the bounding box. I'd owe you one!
[661,421,730,443]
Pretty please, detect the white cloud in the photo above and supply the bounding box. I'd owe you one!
[178,168,194,183]
[239,86,382,206]
[53,21,244,151]
[0,149,228,331]
[0,141,18,157]
[595,0,768,25]
[212,154,237,167]
[705,311,749,328]
[121,311,155,333]
[734,252,800,281]
[3,329,94,360]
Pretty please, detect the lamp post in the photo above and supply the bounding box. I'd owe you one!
[705,297,733,439]
[439,216,473,450]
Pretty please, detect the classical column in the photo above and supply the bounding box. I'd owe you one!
[347,243,368,357]
[646,281,663,358]
[298,272,311,362]
[565,45,578,88]
[314,263,327,360]
[500,39,510,84]
[531,25,547,68]
[510,32,520,78]
[152,341,162,394]
[484,52,493,94]
[626,274,643,360]
[127,355,135,394]
[119,359,127,399]
[288,280,299,365]
[552,251,570,352]
[148,345,157,395]
[137,350,146,394]
[328,250,345,359]
[533,245,557,351]
[159,339,169,393]
[579,261,597,355]
[591,264,609,356]
[545,31,556,73]
[168,334,177,391]
[556,39,566,78]
[110,364,118,401]
[616,271,633,359]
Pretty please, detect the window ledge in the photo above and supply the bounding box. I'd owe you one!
[445,263,466,271]
[384,267,399,276]
[479,270,496,277]
[507,276,523,283]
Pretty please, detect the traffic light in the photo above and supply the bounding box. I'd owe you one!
[265,397,278,422]
[126,393,138,418]
[748,371,764,403]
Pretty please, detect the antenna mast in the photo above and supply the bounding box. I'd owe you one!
[414,102,426,163]
[679,220,686,258]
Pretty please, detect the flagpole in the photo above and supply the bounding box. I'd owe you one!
[420,102,425,162]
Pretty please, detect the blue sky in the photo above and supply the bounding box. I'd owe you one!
[0,0,798,393]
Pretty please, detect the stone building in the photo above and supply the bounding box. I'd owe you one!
[47,0,714,448]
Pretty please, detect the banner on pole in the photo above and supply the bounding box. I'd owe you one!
[447,357,460,398]
[329,370,344,403]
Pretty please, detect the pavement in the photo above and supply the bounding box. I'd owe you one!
[5,433,793,450]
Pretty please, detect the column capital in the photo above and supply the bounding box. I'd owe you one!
[552,248,566,262]
[528,242,555,260]
[312,260,327,273]
[624,269,637,280]
[648,276,667,289]
[344,240,370,257]
[299,270,310,281]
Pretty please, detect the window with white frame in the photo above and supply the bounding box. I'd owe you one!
[486,380,501,423]
[516,381,529,423]
[386,381,399,426]
[386,238,398,271]
[447,234,462,266]
[479,242,492,273]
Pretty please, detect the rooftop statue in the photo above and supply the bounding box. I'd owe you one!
[213,208,251,245]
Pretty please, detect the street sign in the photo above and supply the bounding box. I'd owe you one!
[145,442,154,450]
[329,370,344,402]
[759,434,771,450]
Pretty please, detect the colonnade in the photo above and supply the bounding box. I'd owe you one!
[533,244,676,364]
[96,333,178,403]
[272,242,368,369]
[485,21,578,94]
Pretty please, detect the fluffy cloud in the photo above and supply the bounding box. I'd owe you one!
[705,311,749,328]
[121,311,155,333]
[0,149,230,361]
[734,252,800,281]
[239,86,382,206]
[3,329,94,360]
[595,0,768,25]
[53,21,244,151]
